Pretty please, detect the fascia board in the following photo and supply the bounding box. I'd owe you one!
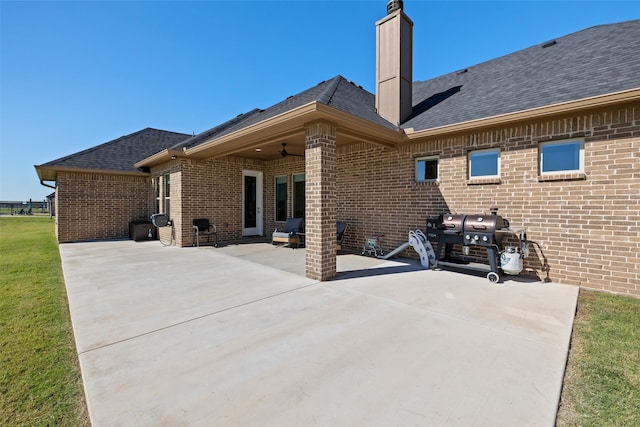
[313,103,404,148]
[34,164,150,181]
[183,103,319,158]
[134,149,184,169]
[184,102,404,159]
[404,88,640,139]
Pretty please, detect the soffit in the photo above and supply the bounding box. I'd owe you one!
[35,165,149,182]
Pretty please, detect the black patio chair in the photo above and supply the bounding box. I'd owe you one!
[192,218,217,248]
[337,221,348,251]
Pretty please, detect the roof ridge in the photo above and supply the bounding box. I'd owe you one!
[43,128,188,166]
[143,127,191,138]
[316,75,344,106]
[170,109,264,150]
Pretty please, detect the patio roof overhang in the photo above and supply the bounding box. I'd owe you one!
[135,102,406,168]
[34,164,150,182]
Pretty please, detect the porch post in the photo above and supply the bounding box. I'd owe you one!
[305,121,337,281]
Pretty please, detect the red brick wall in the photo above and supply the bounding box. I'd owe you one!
[56,102,638,296]
[55,171,151,242]
[150,156,310,247]
[337,102,640,296]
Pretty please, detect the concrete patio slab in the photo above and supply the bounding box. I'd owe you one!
[60,240,578,426]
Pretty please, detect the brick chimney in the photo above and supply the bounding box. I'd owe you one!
[375,0,413,125]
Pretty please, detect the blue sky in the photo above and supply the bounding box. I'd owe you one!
[1,0,639,202]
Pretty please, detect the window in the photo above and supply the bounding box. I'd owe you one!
[164,174,170,216]
[155,176,161,213]
[415,157,438,182]
[292,173,305,218]
[539,139,583,174]
[275,175,287,222]
[469,148,500,178]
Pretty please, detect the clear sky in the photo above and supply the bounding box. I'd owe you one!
[1,0,639,202]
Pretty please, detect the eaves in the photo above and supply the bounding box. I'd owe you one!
[404,88,640,140]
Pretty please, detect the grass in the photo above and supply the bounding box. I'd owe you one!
[0,217,89,426]
[0,207,48,215]
[556,289,640,426]
[0,217,637,425]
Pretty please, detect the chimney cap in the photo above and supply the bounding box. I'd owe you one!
[386,0,403,14]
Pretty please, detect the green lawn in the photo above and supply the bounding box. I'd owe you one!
[0,217,88,426]
[556,289,640,426]
[1,217,638,426]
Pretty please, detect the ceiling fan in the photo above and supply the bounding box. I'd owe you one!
[279,143,304,157]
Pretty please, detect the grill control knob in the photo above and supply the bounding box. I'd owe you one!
[482,236,488,242]
[473,235,479,241]
[465,234,471,240]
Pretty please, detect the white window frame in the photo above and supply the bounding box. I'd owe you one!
[415,156,439,182]
[155,176,161,214]
[468,148,500,179]
[163,174,170,216]
[539,139,584,175]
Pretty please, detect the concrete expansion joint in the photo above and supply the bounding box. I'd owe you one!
[78,281,322,356]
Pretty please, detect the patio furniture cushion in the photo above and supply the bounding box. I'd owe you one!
[272,217,304,248]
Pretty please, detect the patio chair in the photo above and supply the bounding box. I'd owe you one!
[192,218,217,248]
[272,217,304,248]
[337,221,348,251]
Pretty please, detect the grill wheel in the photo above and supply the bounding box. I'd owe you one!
[487,272,500,283]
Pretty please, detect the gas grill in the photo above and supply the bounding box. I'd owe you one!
[426,208,528,282]
[463,213,509,247]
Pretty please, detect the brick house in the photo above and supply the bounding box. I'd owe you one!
[35,3,640,295]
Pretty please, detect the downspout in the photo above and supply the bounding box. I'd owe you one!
[40,179,56,190]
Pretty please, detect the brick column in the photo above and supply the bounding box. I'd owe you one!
[305,121,337,281]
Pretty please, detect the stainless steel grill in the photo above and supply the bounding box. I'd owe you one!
[426,209,526,283]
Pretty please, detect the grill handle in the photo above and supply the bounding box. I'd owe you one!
[471,225,487,230]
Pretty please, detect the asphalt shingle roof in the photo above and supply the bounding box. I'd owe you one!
[171,75,398,150]
[182,20,639,147]
[404,19,640,130]
[41,20,640,170]
[41,128,190,172]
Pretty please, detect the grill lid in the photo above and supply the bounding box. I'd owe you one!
[463,214,508,232]
[439,214,466,232]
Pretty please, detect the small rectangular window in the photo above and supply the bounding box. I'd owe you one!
[155,176,161,213]
[415,157,438,182]
[539,139,583,174]
[164,174,170,216]
[469,148,500,178]
[275,175,287,222]
[292,173,305,218]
